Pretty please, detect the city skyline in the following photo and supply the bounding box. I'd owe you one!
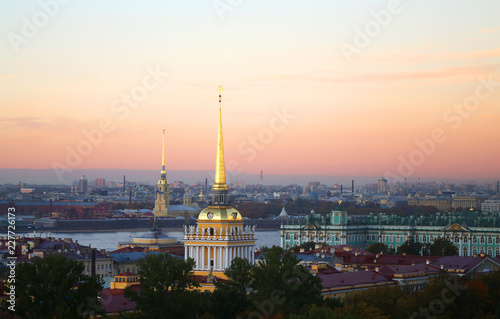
[2,1,500,183]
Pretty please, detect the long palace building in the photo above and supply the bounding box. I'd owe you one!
[184,86,256,278]
[281,203,500,257]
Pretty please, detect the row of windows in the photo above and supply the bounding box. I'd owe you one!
[285,232,500,246]
[86,263,113,273]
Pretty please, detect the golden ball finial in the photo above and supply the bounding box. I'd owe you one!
[218,85,224,94]
[338,200,342,205]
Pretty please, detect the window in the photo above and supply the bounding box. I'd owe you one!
[422,235,427,243]
[415,235,420,243]
[455,236,460,243]
[390,235,393,242]
[487,249,492,257]
[481,237,485,244]
[473,249,477,255]
[371,235,376,241]
[335,235,340,242]
[382,235,386,242]
[473,236,477,244]
[366,235,370,241]
[488,237,493,244]
[463,237,468,243]
[397,235,400,242]
[463,250,468,257]
[285,233,290,240]
[496,250,500,257]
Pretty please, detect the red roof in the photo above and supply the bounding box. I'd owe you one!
[378,264,442,277]
[101,286,139,314]
[319,270,393,290]
[430,256,486,272]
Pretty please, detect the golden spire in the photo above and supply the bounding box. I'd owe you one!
[161,129,166,178]
[213,85,228,191]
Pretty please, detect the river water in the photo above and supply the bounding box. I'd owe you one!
[13,230,281,252]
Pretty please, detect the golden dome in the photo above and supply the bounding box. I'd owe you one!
[198,206,243,221]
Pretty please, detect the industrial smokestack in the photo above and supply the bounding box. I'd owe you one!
[123,175,126,193]
[129,190,132,205]
[49,199,52,219]
[352,180,354,193]
[340,185,343,194]
[205,178,208,194]
[497,180,499,193]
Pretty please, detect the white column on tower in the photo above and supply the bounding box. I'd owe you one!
[218,247,222,270]
[225,247,229,268]
[208,246,212,269]
[216,247,219,270]
[201,246,205,270]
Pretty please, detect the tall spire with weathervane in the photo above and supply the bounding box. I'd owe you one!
[161,129,166,180]
[211,86,229,206]
[153,129,170,216]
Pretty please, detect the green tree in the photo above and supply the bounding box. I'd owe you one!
[429,237,458,256]
[250,246,323,316]
[2,254,104,318]
[125,253,202,319]
[366,243,389,254]
[211,257,252,318]
[290,304,362,319]
[397,239,424,255]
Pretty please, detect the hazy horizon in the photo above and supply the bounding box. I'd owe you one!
[0,168,495,187]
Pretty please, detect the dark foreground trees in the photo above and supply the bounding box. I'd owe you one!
[210,246,323,318]
[2,254,104,319]
[250,246,323,315]
[125,253,205,319]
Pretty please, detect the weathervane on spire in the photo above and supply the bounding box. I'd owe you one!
[218,85,223,106]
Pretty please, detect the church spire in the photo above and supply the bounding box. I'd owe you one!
[211,85,229,206]
[213,85,228,191]
[161,129,166,180]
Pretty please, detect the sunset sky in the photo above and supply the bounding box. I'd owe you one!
[2,0,500,184]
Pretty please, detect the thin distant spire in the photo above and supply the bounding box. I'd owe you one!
[161,129,166,179]
[213,85,228,191]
